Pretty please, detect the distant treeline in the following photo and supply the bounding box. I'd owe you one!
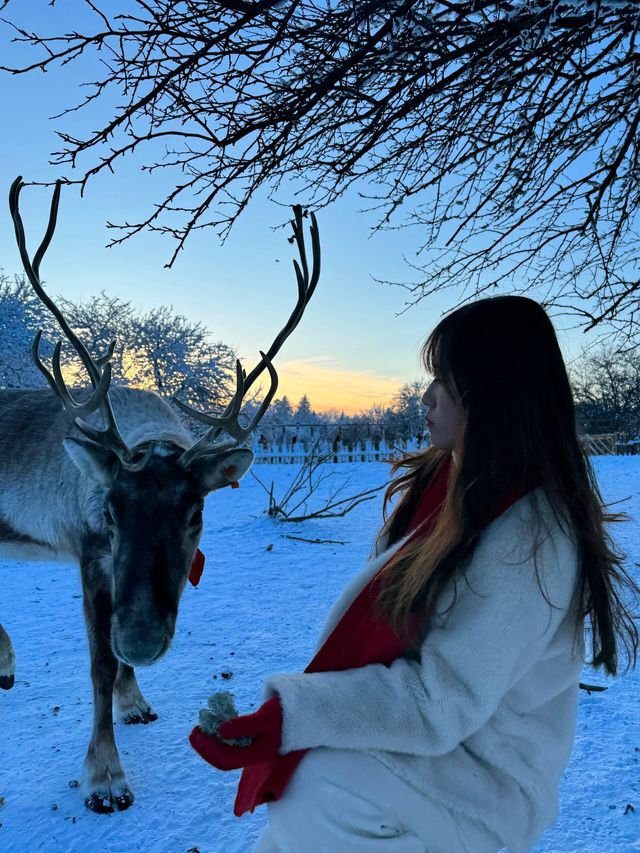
[1,272,638,444]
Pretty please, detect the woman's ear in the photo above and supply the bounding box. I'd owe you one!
[188,447,254,494]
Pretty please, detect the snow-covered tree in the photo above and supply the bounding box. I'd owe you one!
[129,305,237,409]
[55,292,135,385]
[0,275,238,408]
[392,380,429,441]
[269,396,294,424]
[0,272,52,389]
[293,394,313,423]
[571,346,640,436]
[257,396,295,443]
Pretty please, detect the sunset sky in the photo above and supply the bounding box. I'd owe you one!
[0,3,590,414]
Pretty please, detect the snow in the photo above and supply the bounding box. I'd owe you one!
[1,458,639,853]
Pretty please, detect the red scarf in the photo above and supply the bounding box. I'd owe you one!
[234,456,525,816]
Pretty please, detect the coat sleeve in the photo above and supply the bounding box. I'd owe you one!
[265,500,580,757]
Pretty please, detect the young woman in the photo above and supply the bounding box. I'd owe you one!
[190,295,639,853]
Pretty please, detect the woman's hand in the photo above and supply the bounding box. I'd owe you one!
[189,697,283,770]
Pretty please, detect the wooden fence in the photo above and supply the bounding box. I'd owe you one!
[579,433,640,456]
[579,433,618,456]
[252,437,422,464]
[250,433,638,463]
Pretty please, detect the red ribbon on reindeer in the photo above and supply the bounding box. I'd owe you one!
[188,549,206,587]
[188,468,242,586]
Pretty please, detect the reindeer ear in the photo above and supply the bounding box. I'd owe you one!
[189,447,254,494]
[63,436,121,487]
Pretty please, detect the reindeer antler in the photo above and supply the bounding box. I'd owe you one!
[8,176,134,466]
[176,205,321,467]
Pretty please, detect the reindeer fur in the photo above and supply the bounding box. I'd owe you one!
[0,384,252,811]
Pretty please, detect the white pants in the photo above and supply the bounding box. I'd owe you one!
[253,748,504,853]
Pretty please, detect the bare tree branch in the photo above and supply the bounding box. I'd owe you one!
[2,1,640,335]
[250,438,386,522]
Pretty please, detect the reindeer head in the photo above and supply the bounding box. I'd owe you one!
[9,176,320,667]
[66,436,254,665]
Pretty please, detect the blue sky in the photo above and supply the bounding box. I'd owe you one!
[0,2,590,413]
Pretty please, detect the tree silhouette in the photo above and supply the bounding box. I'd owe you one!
[2,1,640,337]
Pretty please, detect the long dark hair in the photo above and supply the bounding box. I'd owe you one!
[377,295,639,676]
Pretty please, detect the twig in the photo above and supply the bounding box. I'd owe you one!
[283,535,348,545]
[283,487,384,522]
[579,682,609,694]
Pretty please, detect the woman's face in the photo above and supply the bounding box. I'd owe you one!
[422,376,464,452]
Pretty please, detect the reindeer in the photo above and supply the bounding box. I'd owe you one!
[0,177,320,813]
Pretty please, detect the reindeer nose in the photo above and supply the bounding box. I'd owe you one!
[111,615,174,667]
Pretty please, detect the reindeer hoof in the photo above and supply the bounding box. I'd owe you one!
[122,707,158,725]
[0,673,14,690]
[84,786,134,813]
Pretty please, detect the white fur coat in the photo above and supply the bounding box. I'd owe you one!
[265,490,585,853]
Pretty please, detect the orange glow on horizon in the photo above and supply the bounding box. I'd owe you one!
[269,358,402,415]
[61,356,402,416]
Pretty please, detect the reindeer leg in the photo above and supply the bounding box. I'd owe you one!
[0,623,16,690]
[114,662,158,725]
[80,560,134,813]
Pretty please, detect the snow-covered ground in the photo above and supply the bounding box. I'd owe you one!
[1,458,638,853]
